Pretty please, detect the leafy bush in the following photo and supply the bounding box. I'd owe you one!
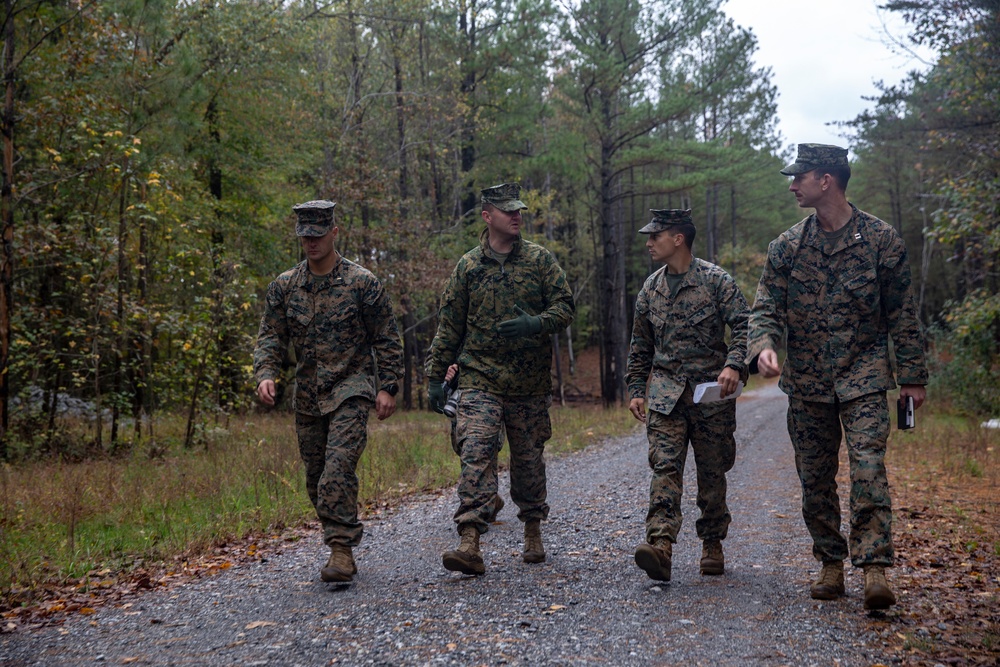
[927,289,1000,417]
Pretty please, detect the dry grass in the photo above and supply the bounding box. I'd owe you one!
[0,414,310,601]
[0,404,637,607]
[887,405,999,540]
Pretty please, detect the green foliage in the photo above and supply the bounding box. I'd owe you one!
[12,0,981,450]
[847,1,999,332]
[928,290,1000,417]
[714,243,768,300]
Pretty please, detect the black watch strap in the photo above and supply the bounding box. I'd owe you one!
[383,383,399,397]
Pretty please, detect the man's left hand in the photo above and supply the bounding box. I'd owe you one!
[899,384,927,410]
[498,306,542,338]
[716,366,741,398]
[375,391,397,420]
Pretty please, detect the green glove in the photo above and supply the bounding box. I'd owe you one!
[428,380,446,413]
[498,305,542,338]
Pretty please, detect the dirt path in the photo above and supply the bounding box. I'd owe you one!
[2,385,897,666]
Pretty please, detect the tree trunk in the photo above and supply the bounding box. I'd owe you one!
[730,185,737,275]
[206,98,239,413]
[0,0,15,458]
[565,326,575,376]
[394,45,409,219]
[599,117,626,406]
[401,296,417,410]
[459,0,478,218]
[111,153,131,448]
[134,197,151,443]
[552,334,563,406]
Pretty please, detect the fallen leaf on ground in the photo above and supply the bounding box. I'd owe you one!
[245,621,277,630]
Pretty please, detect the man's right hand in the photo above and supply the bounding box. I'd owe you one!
[257,380,276,406]
[629,397,646,423]
[428,381,446,413]
[757,349,781,378]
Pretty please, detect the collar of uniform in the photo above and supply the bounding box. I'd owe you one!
[804,203,864,254]
[293,255,346,292]
[652,258,702,299]
[478,227,522,262]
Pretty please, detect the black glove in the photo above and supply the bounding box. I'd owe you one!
[428,381,446,413]
[498,306,542,338]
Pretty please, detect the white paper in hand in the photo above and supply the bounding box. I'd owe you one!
[693,381,744,404]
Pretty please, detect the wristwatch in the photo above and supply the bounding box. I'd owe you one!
[382,383,399,397]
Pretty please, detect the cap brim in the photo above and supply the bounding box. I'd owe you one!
[296,223,332,237]
[780,162,814,176]
[492,199,527,212]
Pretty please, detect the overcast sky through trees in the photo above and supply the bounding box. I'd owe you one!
[723,0,936,155]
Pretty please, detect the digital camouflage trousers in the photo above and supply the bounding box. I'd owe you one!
[295,396,372,548]
[788,392,893,567]
[451,405,504,516]
[453,389,551,534]
[644,386,736,544]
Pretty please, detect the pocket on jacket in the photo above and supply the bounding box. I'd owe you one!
[286,296,314,336]
[790,265,823,294]
[841,264,878,310]
[688,301,719,346]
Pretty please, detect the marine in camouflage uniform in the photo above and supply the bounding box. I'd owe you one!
[748,144,928,609]
[253,200,403,584]
[426,182,575,575]
[625,209,749,582]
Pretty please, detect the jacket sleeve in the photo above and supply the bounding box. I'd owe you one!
[538,251,575,333]
[362,277,404,388]
[748,238,789,368]
[719,274,750,376]
[625,287,654,400]
[425,262,468,381]
[879,233,929,385]
[253,280,289,386]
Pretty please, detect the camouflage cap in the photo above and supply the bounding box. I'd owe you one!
[293,200,336,237]
[639,208,693,234]
[780,143,849,176]
[481,182,527,212]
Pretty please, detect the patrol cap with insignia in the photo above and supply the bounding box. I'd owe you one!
[481,182,528,212]
[293,200,336,237]
[780,143,849,176]
[639,208,693,234]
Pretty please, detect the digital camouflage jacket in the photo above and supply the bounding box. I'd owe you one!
[748,205,928,402]
[253,257,403,416]
[425,230,575,396]
[626,258,750,416]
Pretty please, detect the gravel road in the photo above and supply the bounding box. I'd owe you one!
[2,384,898,666]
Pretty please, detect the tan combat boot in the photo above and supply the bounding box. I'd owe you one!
[810,560,845,600]
[700,539,725,575]
[442,524,485,575]
[522,519,545,563]
[634,539,672,582]
[320,544,357,583]
[863,565,896,610]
